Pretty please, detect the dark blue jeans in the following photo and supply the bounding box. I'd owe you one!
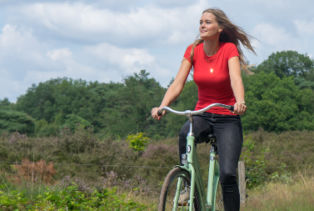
[179,112,243,211]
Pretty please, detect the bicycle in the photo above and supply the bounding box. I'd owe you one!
[158,103,234,211]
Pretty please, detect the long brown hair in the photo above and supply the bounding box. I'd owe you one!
[190,8,255,69]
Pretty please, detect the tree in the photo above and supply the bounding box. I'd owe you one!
[242,72,314,132]
[62,114,92,132]
[0,98,12,109]
[161,80,198,137]
[100,70,166,138]
[256,51,314,78]
[0,110,35,134]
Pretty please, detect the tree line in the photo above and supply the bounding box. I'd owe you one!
[0,50,313,138]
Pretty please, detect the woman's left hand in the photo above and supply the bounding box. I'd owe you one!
[233,102,247,115]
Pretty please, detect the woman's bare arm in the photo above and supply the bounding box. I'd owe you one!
[151,59,192,120]
[228,56,247,115]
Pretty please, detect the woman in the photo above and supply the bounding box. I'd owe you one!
[151,8,255,211]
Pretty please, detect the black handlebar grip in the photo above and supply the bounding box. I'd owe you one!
[157,110,163,116]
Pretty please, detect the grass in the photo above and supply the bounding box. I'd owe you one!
[242,174,314,211]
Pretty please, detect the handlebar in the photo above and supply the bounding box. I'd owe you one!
[157,103,234,117]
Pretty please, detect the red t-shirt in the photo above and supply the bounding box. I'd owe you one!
[184,42,239,115]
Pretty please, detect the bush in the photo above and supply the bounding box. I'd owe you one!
[241,130,314,188]
[62,114,92,132]
[35,119,59,137]
[0,182,148,210]
[0,110,35,135]
[127,132,150,152]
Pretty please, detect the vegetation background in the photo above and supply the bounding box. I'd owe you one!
[0,50,313,210]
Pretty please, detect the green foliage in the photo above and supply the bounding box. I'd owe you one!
[0,110,35,135]
[103,70,166,138]
[256,50,314,90]
[16,78,99,123]
[0,98,13,110]
[243,72,314,132]
[0,182,147,210]
[162,80,198,137]
[62,114,92,132]
[247,51,314,132]
[241,136,267,188]
[35,119,59,137]
[14,71,166,138]
[127,132,150,152]
[256,50,314,79]
[241,130,314,188]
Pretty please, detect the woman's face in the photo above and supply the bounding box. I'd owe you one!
[199,12,222,40]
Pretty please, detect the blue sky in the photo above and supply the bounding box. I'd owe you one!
[0,0,313,102]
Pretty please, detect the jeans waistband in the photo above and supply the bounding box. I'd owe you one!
[201,112,240,119]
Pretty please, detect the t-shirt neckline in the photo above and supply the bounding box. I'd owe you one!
[202,42,223,60]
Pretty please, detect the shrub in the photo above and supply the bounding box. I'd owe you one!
[0,182,148,210]
[0,110,35,135]
[62,114,92,132]
[126,132,150,152]
[12,159,56,184]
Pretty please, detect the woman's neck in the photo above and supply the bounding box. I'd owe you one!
[203,39,220,57]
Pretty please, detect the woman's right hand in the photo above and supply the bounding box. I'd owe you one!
[151,107,165,120]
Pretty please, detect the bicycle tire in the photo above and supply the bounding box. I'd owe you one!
[159,167,201,211]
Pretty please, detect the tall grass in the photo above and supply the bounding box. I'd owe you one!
[243,175,314,211]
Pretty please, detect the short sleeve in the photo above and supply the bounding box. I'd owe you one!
[183,44,193,63]
[225,43,239,60]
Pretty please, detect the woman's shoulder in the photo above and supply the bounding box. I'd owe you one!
[220,42,239,58]
[186,42,203,49]
[184,42,203,56]
[220,42,237,50]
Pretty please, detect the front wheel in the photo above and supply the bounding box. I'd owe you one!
[159,167,201,211]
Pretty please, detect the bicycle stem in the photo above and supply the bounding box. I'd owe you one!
[188,114,194,137]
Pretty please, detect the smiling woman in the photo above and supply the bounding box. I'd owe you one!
[191,8,255,68]
[152,8,256,211]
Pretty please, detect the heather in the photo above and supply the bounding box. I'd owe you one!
[0,129,313,209]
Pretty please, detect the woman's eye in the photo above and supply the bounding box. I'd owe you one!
[200,20,211,25]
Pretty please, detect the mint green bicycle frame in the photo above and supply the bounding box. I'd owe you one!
[159,103,233,211]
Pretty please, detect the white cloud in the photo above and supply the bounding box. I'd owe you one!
[294,19,314,36]
[0,24,47,67]
[248,20,313,63]
[251,23,303,56]
[85,42,155,74]
[20,2,201,45]
[0,24,120,101]
[252,23,292,47]
[0,25,31,48]
[47,48,72,61]
[0,68,27,102]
